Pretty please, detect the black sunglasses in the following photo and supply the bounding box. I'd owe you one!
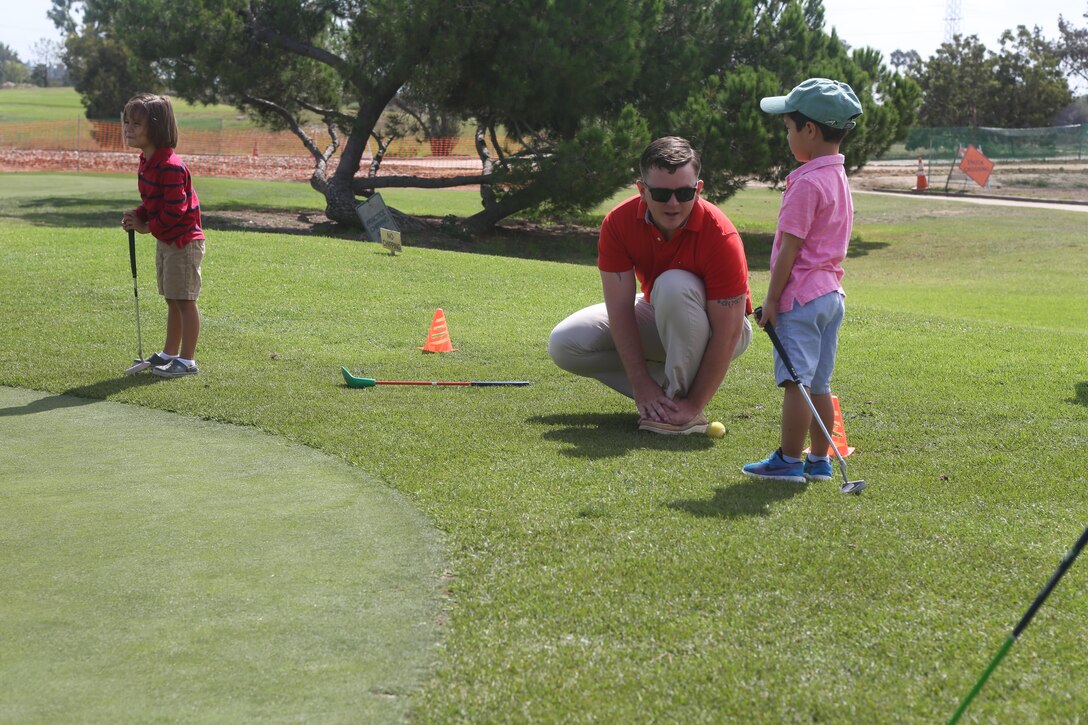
[642,183,699,203]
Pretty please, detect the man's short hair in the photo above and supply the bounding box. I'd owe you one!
[640,136,701,178]
[123,93,179,149]
[787,111,850,143]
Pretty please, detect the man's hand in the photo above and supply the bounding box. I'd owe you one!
[632,378,678,422]
[661,396,704,425]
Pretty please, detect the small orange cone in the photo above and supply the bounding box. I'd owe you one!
[419,308,457,353]
[829,395,854,457]
[914,156,928,192]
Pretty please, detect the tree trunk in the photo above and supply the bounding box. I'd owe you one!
[323,90,402,227]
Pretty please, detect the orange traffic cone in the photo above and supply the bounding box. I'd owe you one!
[829,395,854,457]
[914,156,928,192]
[419,308,457,353]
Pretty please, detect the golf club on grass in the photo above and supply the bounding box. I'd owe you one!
[123,229,149,375]
[753,307,866,494]
[341,367,530,388]
[948,524,1088,724]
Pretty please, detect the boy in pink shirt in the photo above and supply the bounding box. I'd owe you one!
[743,78,863,483]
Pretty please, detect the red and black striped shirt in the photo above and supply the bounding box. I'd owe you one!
[135,147,204,247]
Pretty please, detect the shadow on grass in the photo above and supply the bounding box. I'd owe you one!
[528,411,713,458]
[742,231,890,269]
[5,199,603,265]
[1072,382,1088,407]
[406,218,600,265]
[667,479,807,519]
[3,205,121,229]
[0,375,162,417]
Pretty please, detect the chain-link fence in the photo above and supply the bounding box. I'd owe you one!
[880,124,1088,161]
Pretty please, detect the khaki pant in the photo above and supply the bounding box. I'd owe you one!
[156,239,204,300]
[548,269,751,399]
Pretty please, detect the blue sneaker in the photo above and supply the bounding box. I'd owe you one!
[742,448,806,483]
[804,455,834,482]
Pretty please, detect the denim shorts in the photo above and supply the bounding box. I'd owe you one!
[773,291,845,394]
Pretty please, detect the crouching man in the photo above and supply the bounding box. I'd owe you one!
[548,136,752,434]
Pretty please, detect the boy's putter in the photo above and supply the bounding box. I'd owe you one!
[754,307,866,495]
[123,229,150,375]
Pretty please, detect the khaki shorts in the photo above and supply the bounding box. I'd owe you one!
[156,239,204,300]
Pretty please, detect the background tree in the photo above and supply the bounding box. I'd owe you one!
[1056,5,1088,87]
[990,27,1071,127]
[50,0,916,234]
[889,49,923,76]
[918,31,1071,128]
[63,26,159,119]
[916,35,995,127]
[0,44,31,85]
[30,39,67,87]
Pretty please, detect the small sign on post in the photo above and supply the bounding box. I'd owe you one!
[354,193,400,243]
[959,145,994,188]
[380,228,402,255]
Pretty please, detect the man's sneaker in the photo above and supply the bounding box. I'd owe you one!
[741,448,806,483]
[152,359,199,378]
[638,413,708,435]
[804,455,834,482]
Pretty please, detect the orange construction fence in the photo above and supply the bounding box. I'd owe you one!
[0,118,487,180]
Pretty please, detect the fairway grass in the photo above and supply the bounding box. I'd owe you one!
[1,174,1086,721]
[0,87,256,130]
[0,387,441,723]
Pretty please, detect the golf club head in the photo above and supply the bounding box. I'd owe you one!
[124,359,151,375]
[840,480,866,495]
[341,366,376,389]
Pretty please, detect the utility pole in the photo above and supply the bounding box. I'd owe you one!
[944,0,962,43]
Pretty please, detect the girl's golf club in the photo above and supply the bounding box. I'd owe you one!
[123,229,149,375]
[341,367,530,388]
[754,308,865,494]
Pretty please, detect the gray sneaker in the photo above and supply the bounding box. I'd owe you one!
[638,413,708,435]
[152,359,199,378]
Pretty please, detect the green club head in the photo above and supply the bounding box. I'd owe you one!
[341,367,376,388]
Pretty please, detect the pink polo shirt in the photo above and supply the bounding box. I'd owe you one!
[770,153,853,312]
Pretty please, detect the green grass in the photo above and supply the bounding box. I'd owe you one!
[1,387,441,723]
[0,86,256,129]
[1,174,1087,721]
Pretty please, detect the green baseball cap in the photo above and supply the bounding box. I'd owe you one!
[760,78,863,130]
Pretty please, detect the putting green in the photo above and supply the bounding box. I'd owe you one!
[0,386,443,722]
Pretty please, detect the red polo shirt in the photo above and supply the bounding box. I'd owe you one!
[598,195,751,312]
[135,147,204,248]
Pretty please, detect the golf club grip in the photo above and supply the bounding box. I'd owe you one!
[761,320,802,383]
[375,381,531,386]
[128,229,137,279]
[469,381,531,387]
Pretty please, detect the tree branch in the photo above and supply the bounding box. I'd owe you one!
[351,174,493,192]
[241,94,328,163]
[242,1,350,77]
[296,98,354,127]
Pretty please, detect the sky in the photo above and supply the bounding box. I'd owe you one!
[819,0,1084,64]
[2,0,1085,73]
